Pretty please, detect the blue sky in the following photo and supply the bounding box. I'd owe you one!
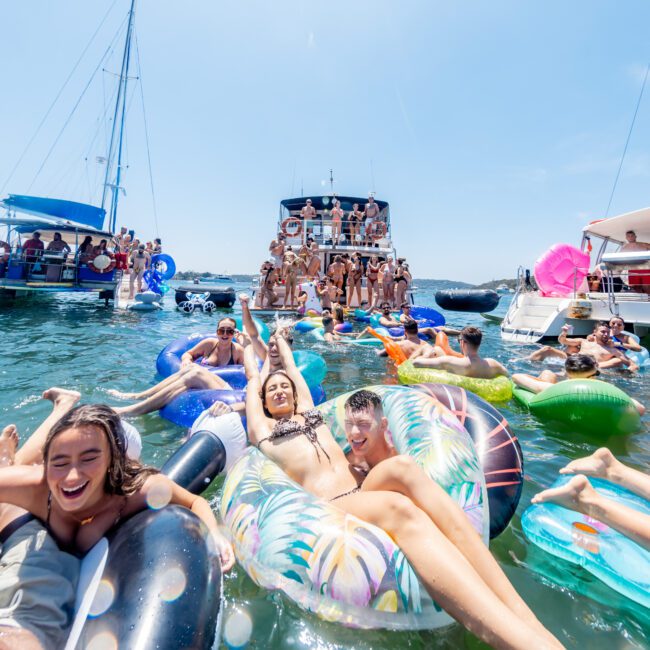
[2,1,650,282]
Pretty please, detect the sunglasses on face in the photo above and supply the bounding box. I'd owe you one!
[217,328,235,335]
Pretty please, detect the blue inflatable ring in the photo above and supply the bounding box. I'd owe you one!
[151,253,176,280]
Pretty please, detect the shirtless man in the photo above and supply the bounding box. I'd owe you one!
[620,230,650,292]
[377,318,432,359]
[46,232,71,255]
[306,241,321,278]
[269,234,285,271]
[512,353,645,415]
[316,278,333,311]
[559,321,638,371]
[377,301,402,328]
[128,244,151,299]
[413,326,508,379]
[301,199,317,237]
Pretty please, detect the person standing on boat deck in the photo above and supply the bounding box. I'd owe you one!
[331,200,344,245]
[306,240,321,278]
[300,199,317,238]
[128,244,151,299]
[269,234,285,273]
[363,195,380,246]
[327,255,346,296]
[348,251,364,307]
[46,232,71,256]
[379,256,396,306]
[620,230,650,293]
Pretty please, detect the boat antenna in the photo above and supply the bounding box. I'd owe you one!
[370,159,376,194]
[301,179,304,196]
[101,0,137,233]
[290,161,296,196]
[329,168,334,195]
[604,62,650,218]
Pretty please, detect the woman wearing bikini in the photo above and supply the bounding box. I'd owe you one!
[106,318,244,416]
[347,252,364,307]
[366,254,381,306]
[380,256,396,307]
[330,200,343,245]
[243,334,560,650]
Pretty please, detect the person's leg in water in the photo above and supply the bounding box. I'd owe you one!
[360,455,557,645]
[112,365,230,416]
[333,489,561,649]
[107,364,197,401]
[15,388,81,466]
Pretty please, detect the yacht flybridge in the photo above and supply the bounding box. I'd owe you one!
[251,194,407,312]
[502,206,650,343]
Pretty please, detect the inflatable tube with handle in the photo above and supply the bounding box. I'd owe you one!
[435,289,500,313]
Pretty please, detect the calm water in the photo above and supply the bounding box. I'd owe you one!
[1,280,649,649]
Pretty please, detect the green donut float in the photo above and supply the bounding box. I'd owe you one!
[397,360,513,403]
[513,379,641,435]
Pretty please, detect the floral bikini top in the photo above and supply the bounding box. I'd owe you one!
[257,408,331,462]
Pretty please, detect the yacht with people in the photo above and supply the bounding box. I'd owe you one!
[501,205,650,342]
[250,192,413,313]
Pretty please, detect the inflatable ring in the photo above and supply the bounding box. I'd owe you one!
[311,327,384,347]
[89,251,116,274]
[513,379,640,435]
[371,221,387,240]
[620,332,650,368]
[409,306,446,327]
[0,241,10,262]
[296,317,352,333]
[522,476,650,608]
[412,383,523,538]
[281,217,303,237]
[151,253,176,280]
[221,384,488,630]
[398,360,513,402]
[435,290,500,313]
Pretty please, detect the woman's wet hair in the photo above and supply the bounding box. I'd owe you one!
[565,354,599,376]
[43,404,157,496]
[260,370,298,417]
[345,389,383,416]
[333,304,344,322]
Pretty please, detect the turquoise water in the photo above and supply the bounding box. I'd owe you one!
[1,280,649,648]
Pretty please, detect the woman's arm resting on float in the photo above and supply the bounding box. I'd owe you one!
[181,339,212,366]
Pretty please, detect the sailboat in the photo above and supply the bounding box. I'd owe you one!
[0,0,141,308]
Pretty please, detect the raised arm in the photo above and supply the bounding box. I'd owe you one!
[239,294,268,360]
[275,333,314,411]
[243,338,273,445]
[558,325,584,347]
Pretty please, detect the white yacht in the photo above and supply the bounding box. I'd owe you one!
[251,194,409,313]
[501,206,650,343]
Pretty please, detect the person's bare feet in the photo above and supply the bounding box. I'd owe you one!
[531,475,597,514]
[42,387,81,410]
[0,425,19,467]
[560,447,616,480]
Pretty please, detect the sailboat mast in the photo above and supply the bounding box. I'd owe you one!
[101,0,136,233]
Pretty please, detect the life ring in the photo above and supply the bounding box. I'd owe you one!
[89,251,116,274]
[0,241,10,261]
[281,217,303,237]
[371,221,387,240]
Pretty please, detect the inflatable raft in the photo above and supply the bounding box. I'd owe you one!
[435,290,500,313]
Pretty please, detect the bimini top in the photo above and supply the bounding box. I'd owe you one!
[1,195,106,232]
[0,214,113,238]
[583,206,650,244]
[280,195,389,213]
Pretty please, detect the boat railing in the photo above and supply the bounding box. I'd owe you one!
[502,266,525,328]
[277,218,392,250]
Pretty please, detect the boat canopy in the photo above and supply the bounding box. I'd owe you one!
[0,214,113,238]
[583,207,650,244]
[1,195,106,232]
[280,195,389,213]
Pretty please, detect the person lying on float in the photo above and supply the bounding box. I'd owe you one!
[412,327,509,380]
[512,353,645,415]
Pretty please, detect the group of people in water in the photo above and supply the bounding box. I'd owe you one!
[1,293,649,649]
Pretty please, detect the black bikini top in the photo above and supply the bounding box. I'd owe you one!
[257,409,331,462]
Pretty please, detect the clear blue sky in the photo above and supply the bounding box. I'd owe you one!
[2,1,650,282]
